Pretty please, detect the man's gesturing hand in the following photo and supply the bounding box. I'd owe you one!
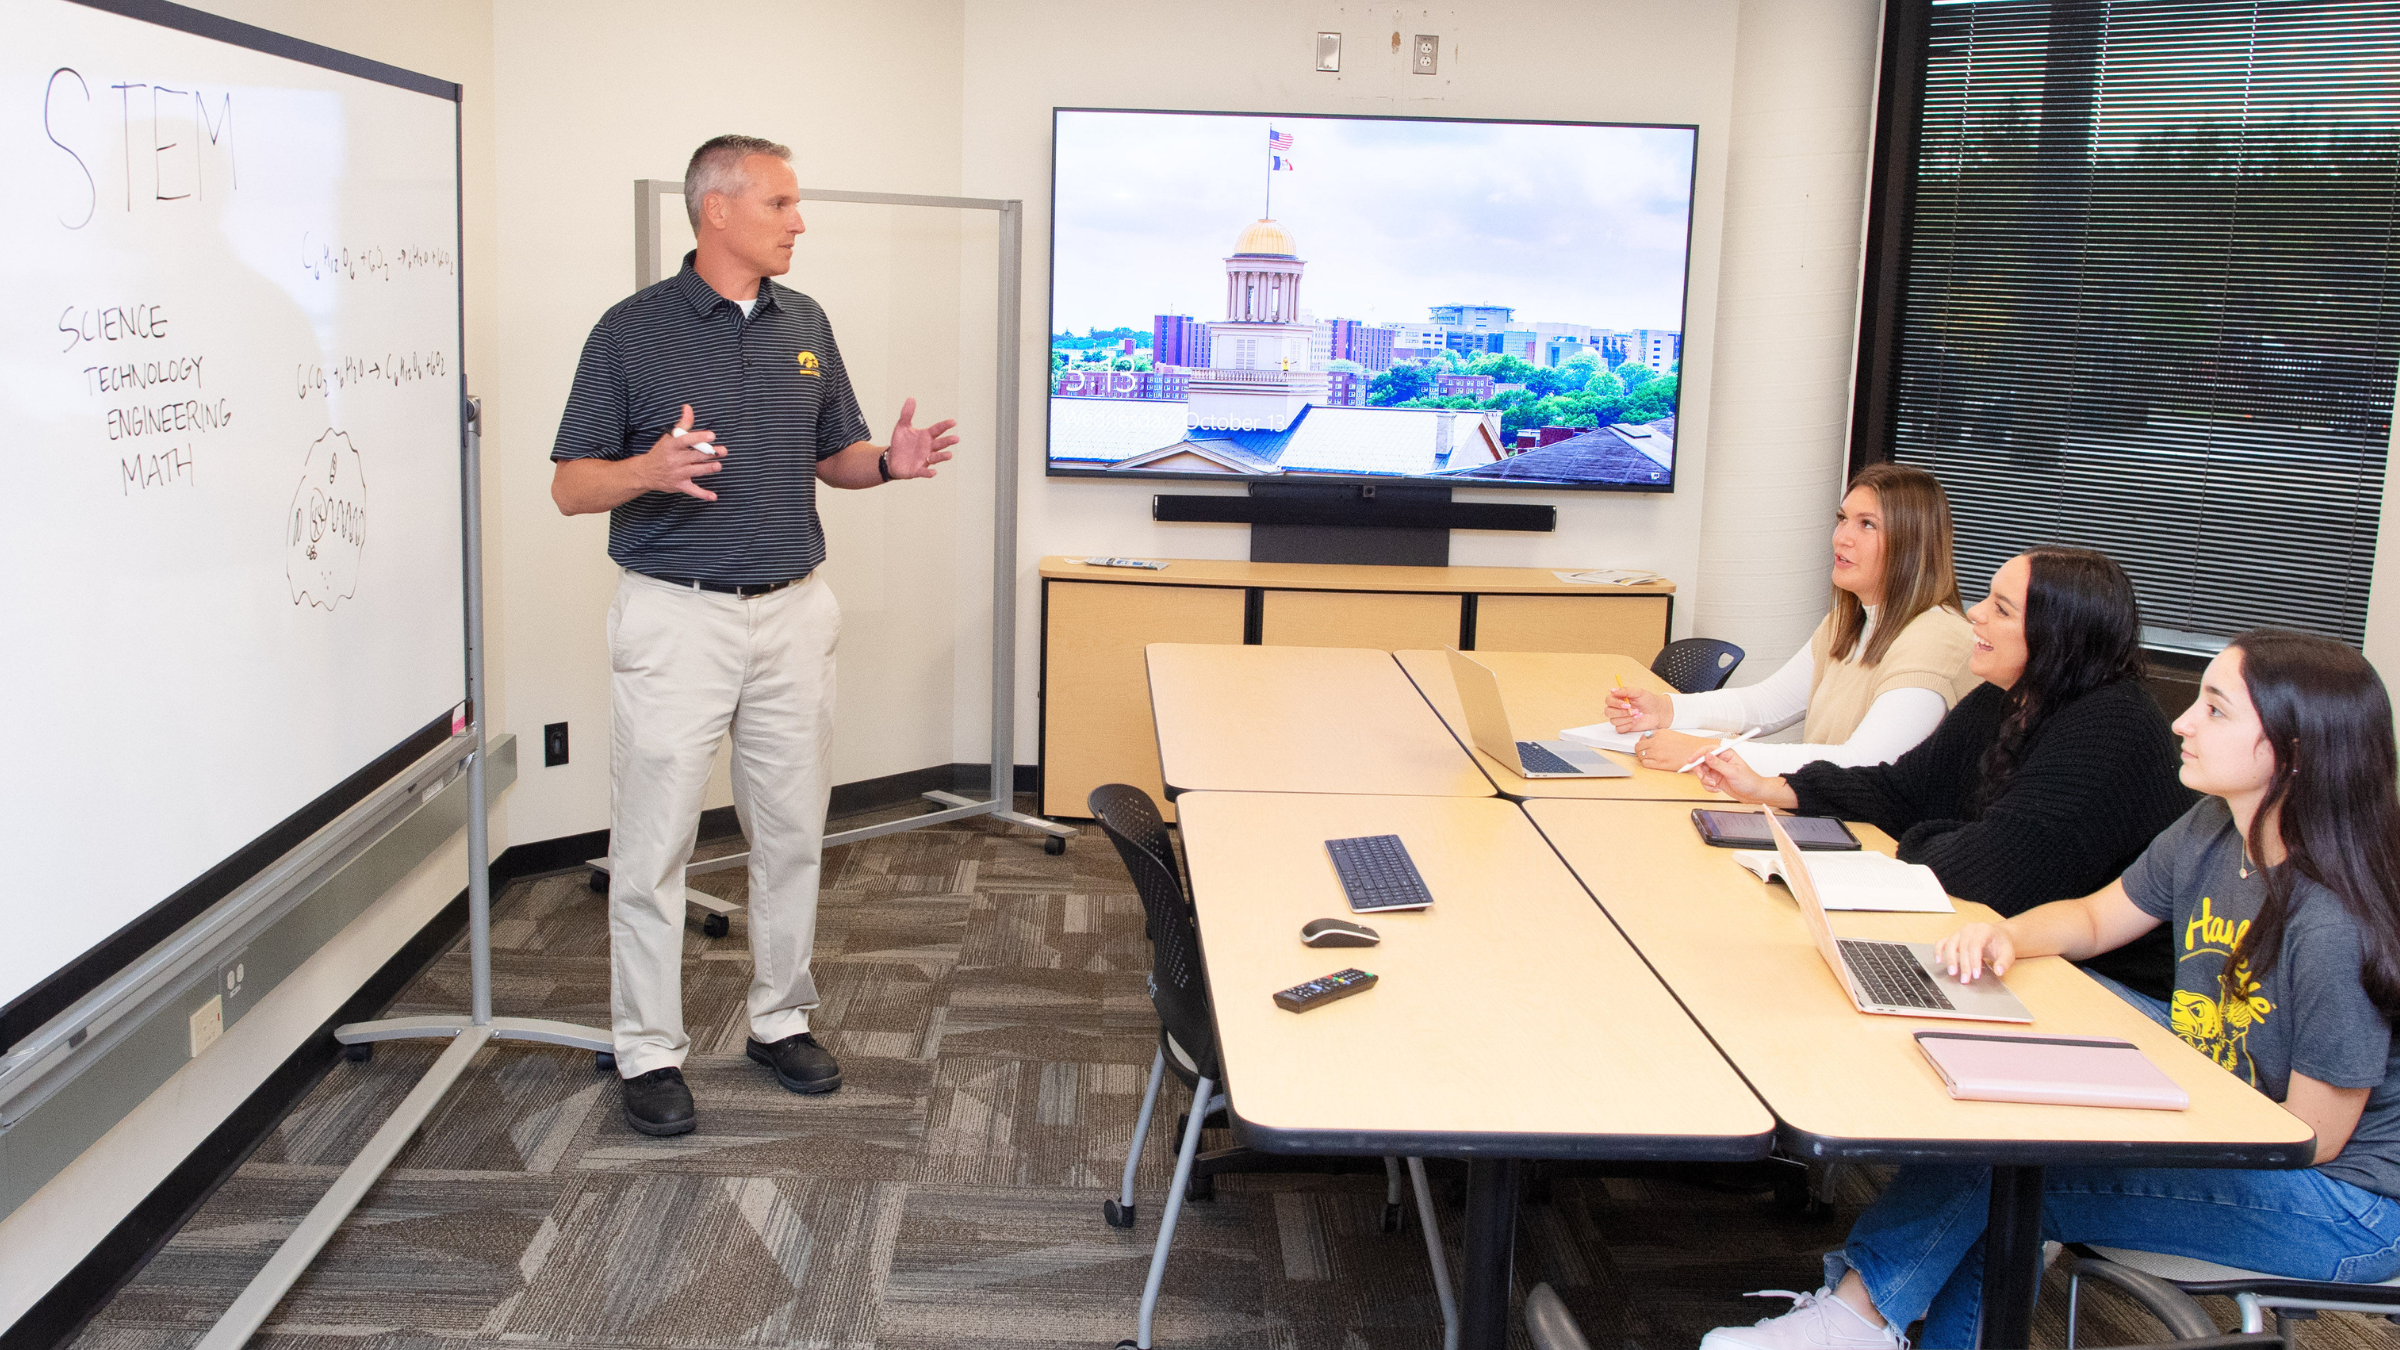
[884,398,959,479]
[637,404,726,502]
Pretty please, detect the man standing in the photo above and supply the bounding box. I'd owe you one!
[551,134,956,1136]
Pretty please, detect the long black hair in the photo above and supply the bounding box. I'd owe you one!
[2223,629,2400,1020]
[1975,547,2147,809]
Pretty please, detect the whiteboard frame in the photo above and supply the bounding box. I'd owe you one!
[0,0,472,1079]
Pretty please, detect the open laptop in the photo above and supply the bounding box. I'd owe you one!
[1763,809,2032,1022]
[1444,649,1632,779]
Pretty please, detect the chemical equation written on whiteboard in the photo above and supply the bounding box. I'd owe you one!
[295,349,446,399]
[299,236,455,282]
[287,429,367,610]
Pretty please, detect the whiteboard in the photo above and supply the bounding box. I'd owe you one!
[0,0,466,1047]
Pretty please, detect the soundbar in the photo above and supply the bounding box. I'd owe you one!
[1153,493,1555,532]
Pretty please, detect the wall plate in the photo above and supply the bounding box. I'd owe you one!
[1413,33,1439,74]
[1316,31,1341,72]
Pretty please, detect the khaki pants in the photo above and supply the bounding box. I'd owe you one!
[606,568,839,1077]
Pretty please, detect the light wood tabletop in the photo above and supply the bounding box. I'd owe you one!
[1394,649,1729,803]
[1173,792,1773,1157]
[1146,644,1497,799]
[1522,799,2316,1165]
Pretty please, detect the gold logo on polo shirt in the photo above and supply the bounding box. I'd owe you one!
[795,351,821,376]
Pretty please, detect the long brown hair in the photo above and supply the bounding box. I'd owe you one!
[1827,463,1965,666]
[2222,630,2400,1020]
[1972,547,2148,811]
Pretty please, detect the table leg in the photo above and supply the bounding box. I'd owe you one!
[1460,1158,1522,1350]
[1978,1164,2046,1348]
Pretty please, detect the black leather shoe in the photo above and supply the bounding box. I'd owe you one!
[621,1066,697,1136]
[746,1032,842,1094]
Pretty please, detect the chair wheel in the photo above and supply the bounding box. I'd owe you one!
[1185,1172,1215,1202]
[1044,835,1066,856]
[588,870,608,893]
[1103,1198,1136,1229]
[1381,1202,1404,1233]
[701,913,730,938]
[1115,1341,1141,1349]
[595,1050,617,1073]
[342,1041,372,1062]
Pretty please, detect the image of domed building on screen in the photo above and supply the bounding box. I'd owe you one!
[1046,217,1678,487]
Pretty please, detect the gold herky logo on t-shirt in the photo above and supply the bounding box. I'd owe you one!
[795,351,821,376]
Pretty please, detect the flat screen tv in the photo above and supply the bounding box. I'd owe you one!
[1045,107,1697,492]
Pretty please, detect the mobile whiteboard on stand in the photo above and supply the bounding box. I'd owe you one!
[589,182,1072,936]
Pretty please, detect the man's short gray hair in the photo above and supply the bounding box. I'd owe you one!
[684,135,792,230]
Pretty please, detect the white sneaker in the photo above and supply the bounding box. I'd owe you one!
[1698,1289,1908,1350]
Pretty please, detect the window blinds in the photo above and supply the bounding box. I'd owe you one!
[1875,0,2400,647]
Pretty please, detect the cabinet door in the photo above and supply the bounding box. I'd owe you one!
[1042,581,1246,818]
[1475,594,1670,661]
[1259,589,1462,650]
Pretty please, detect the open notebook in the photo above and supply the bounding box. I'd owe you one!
[1735,849,1955,913]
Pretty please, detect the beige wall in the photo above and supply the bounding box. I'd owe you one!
[488,0,972,843]
[966,0,1755,763]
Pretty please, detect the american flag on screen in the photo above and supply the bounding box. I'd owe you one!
[1269,127,1295,170]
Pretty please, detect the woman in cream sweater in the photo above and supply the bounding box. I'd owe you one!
[1607,463,1979,775]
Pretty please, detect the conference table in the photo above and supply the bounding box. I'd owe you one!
[1142,642,2317,1350]
[1392,647,1726,801]
[1528,798,2315,1348]
[1173,790,1774,1350]
[1146,643,1496,798]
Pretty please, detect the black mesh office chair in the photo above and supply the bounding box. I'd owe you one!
[2064,1245,2400,1346]
[1088,784,1456,1350]
[1651,637,1746,694]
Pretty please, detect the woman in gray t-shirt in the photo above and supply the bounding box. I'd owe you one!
[1698,630,2400,1350]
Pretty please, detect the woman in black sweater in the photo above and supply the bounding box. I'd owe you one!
[1695,546,2190,999]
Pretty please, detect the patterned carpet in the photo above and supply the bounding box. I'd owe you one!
[66,799,2400,1350]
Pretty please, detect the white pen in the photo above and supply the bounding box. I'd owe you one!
[1679,726,1760,774]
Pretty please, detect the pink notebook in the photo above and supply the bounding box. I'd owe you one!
[1914,1031,2190,1111]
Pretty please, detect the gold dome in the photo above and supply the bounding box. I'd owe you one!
[1233,218,1297,257]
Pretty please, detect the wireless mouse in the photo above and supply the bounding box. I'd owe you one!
[1301,917,1381,947]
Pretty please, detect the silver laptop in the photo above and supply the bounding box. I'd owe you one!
[1444,649,1632,779]
[1764,809,2032,1023]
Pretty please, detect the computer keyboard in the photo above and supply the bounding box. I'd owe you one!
[1325,835,1435,913]
[1515,741,1580,775]
[1837,939,1956,1011]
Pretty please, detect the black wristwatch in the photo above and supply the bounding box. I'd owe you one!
[876,449,894,482]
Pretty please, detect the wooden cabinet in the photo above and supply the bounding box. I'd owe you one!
[1038,558,1676,818]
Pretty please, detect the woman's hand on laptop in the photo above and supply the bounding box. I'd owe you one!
[1936,922,2016,983]
[1694,749,1798,809]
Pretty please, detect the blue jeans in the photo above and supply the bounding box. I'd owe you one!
[1829,1163,2400,1348]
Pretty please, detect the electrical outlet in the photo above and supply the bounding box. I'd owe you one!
[544,721,569,767]
[221,954,247,1002]
[1315,31,1341,71]
[1413,33,1440,74]
[189,995,223,1058]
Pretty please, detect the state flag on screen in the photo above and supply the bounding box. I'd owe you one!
[1269,127,1295,170]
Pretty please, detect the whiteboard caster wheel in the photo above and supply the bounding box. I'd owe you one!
[1044,835,1067,856]
[701,914,730,938]
[595,1051,617,1073]
[342,1041,372,1063]
[588,870,608,893]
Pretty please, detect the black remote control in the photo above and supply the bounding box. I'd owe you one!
[1273,968,1378,1012]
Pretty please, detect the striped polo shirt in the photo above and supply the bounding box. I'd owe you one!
[551,253,873,585]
